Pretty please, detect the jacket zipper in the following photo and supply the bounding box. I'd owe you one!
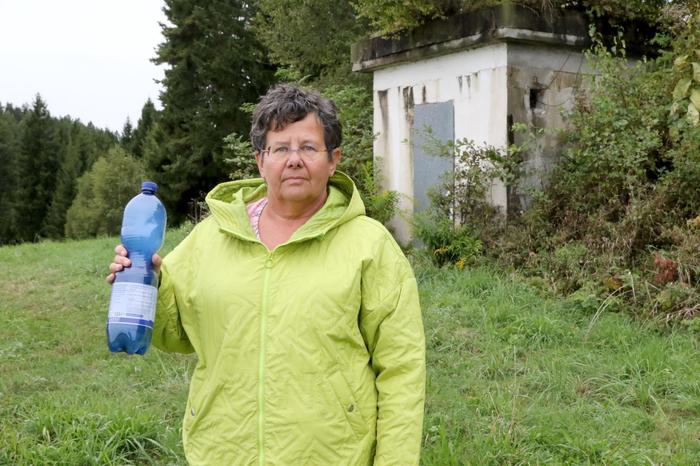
[259,254,273,466]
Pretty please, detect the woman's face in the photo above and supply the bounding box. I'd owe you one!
[256,113,340,209]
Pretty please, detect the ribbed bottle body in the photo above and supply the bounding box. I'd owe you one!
[107,182,166,355]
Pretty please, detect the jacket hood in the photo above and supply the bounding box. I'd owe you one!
[205,171,365,243]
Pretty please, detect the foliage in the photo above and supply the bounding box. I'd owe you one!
[425,131,524,226]
[41,119,77,239]
[65,147,145,239]
[0,108,20,244]
[654,32,700,270]
[120,118,134,153]
[121,99,159,158]
[320,74,376,193]
[478,17,700,324]
[151,0,276,224]
[221,132,258,181]
[414,214,483,267]
[352,0,463,37]
[351,0,679,37]
[529,27,698,260]
[13,95,61,243]
[0,99,117,245]
[255,0,368,78]
[359,159,399,226]
[414,128,525,267]
[547,39,668,227]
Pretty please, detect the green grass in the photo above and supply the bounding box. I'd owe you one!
[417,261,700,465]
[1,235,699,464]
[0,227,196,465]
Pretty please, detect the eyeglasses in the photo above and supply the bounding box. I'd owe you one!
[261,144,331,161]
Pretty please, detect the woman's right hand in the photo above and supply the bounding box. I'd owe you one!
[106,244,162,284]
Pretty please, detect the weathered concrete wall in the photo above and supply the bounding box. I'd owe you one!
[373,43,509,244]
[506,43,592,214]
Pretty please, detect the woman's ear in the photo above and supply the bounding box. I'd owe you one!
[255,151,265,179]
[329,148,341,176]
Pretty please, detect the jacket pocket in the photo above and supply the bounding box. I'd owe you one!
[327,370,369,440]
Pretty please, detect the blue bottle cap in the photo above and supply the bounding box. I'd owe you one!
[141,181,158,193]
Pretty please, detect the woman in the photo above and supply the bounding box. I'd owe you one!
[108,84,425,465]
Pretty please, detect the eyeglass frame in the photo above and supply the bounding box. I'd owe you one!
[259,144,336,162]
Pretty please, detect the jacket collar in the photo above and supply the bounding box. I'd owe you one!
[205,171,365,244]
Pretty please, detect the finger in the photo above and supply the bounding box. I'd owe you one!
[113,254,131,267]
[152,254,162,275]
[115,244,128,256]
[109,262,124,274]
[106,273,115,284]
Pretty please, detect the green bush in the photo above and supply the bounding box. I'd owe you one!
[65,147,145,239]
[414,13,700,326]
[427,136,515,226]
[359,159,399,227]
[413,127,525,268]
[221,132,258,181]
[493,18,700,323]
[414,214,483,268]
[352,0,673,37]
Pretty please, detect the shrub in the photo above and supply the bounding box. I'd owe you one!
[65,147,145,239]
[221,132,258,181]
[416,14,700,327]
[421,131,524,227]
[413,126,525,267]
[414,214,483,268]
[491,19,700,324]
[357,159,398,226]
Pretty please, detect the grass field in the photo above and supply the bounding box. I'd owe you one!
[1,230,699,465]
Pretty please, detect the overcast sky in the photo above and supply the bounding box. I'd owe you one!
[0,0,167,133]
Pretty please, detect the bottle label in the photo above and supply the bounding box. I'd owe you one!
[108,282,158,328]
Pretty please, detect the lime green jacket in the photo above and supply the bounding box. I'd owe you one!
[153,173,425,465]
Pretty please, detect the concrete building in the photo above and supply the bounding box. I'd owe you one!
[351,5,599,244]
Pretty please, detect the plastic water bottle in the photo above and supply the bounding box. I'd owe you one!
[107,181,167,355]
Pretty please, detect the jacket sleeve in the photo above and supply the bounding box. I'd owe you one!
[359,233,426,466]
[152,231,195,354]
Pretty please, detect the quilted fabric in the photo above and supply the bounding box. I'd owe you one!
[153,172,425,465]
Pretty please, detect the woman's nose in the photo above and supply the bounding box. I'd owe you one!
[286,150,304,167]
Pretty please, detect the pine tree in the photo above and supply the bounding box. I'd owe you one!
[41,118,74,238]
[255,0,368,77]
[0,108,20,244]
[121,117,134,153]
[151,0,275,223]
[130,99,158,158]
[14,95,61,242]
[83,123,119,170]
[42,119,111,239]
